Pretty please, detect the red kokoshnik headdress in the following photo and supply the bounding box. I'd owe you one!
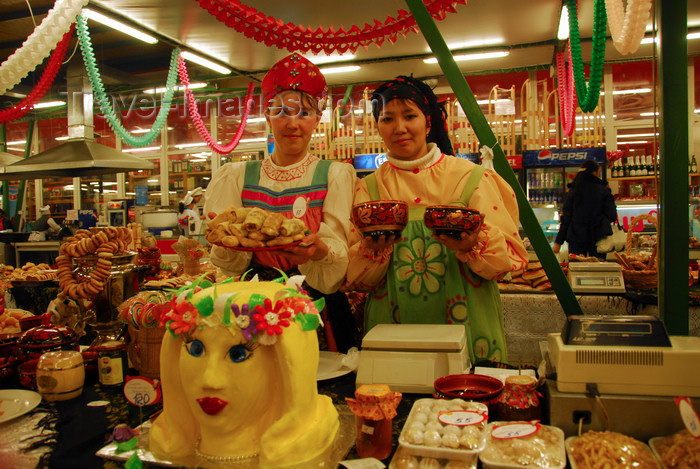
[261,53,328,111]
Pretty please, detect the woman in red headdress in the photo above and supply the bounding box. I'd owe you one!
[204,54,358,352]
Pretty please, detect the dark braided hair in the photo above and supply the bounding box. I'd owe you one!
[371,76,454,155]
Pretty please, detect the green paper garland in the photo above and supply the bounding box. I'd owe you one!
[567,0,607,113]
[76,14,179,147]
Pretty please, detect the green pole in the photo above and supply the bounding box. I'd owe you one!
[405,0,582,316]
[13,119,34,230]
[0,124,7,214]
[657,0,689,334]
[331,85,355,138]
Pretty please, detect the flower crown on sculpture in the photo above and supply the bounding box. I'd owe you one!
[153,272,325,346]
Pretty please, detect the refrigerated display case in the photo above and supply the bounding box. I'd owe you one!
[522,147,608,206]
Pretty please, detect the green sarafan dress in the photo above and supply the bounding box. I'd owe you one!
[345,145,528,364]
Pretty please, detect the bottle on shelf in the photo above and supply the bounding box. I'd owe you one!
[639,155,648,176]
[691,155,698,174]
[623,158,631,177]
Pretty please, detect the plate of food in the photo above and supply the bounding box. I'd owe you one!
[205,206,311,250]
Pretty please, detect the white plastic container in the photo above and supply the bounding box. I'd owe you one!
[390,445,477,469]
[480,422,565,469]
[398,398,488,462]
[565,434,660,469]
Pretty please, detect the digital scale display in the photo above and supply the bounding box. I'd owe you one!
[568,263,625,293]
[563,315,672,347]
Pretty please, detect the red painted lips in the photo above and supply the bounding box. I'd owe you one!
[197,397,228,415]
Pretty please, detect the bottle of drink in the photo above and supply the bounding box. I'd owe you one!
[623,158,631,177]
[639,155,648,176]
[632,156,640,177]
[691,155,698,174]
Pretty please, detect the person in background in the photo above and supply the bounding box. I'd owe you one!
[553,160,617,260]
[203,53,358,353]
[178,194,201,236]
[189,186,204,206]
[29,205,60,241]
[0,209,14,231]
[344,76,528,363]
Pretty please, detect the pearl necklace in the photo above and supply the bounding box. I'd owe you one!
[194,438,259,463]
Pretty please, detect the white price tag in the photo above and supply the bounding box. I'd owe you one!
[438,410,487,426]
[491,422,541,440]
[123,376,161,407]
[292,196,308,218]
[676,397,700,438]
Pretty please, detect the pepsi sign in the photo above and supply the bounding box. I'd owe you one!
[354,153,387,171]
[523,147,606,167]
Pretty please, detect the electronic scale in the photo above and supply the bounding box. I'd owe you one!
[547,315,700,397]
[567,262,625,293]
[356,324,470,393]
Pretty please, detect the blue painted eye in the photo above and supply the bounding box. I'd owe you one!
[228,345,248,363]
[187,340,205,357]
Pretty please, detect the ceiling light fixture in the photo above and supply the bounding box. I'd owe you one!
[307,54,356,65]
[83,8,158,44]
[239,137,267,143]
[181,51,232,75]
[607,88,652,95]
[319,65,360,74]
[618,132,659,138]
[123,146,161,153]
[557,5,570,40]
[32,100,65,109]
[144,83,207,94]
[641,31,700,44]
[431,38,504,52]
[424,50,509,64]
[617,140,649,145]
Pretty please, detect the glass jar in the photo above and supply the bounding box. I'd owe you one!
[346,384,402,460]
[496,375,542,422]
[97,340,128,387]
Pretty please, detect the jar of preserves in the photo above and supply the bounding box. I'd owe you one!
[346,384,402,460]
[496,375,542,422]
[97,340,128,387]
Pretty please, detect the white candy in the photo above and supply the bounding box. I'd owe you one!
[425,421,444,435]
[418,457,442,469]
[423,430,442,447]
[405,428,425,445]
[407,421,426,432]
[444,461,472,469]
[395,454,420,469]
[414,411,430,424]
[441,432,461,449]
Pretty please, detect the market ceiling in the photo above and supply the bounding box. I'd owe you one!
[1,0,699,101]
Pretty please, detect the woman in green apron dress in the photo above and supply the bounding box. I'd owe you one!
[345,76,528,363]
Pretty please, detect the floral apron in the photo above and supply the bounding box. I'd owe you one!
[363,165,507,363]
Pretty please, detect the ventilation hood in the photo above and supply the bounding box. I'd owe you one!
[0,61,154,181]
[0,151,23,167]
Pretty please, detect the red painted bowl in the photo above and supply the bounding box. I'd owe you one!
[352,200,408,239]
[19,359,38,390]
[16,325,79,363]
[434,373,504,405]
[424,205,483,239]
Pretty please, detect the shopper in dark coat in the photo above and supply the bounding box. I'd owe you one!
[553,160,617,259]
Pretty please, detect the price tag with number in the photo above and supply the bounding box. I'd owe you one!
[675,396,700,438]
[491,422,541,440]
[438,410,487,427]
[124,376,161,407]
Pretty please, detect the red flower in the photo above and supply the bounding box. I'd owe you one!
[253,298,293,336]
[167,301,199,335]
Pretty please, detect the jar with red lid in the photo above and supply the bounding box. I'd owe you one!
[97,340,128,386]
[346,384,402,460]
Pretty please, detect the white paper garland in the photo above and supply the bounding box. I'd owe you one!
[0,0,89,95]
[605,0,652,55]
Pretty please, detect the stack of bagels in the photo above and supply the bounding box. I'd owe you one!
[56,227,133,300]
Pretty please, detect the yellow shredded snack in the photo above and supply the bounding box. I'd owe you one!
[570,431,661,469]
[654,429,700,469]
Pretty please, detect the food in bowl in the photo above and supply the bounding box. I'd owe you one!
[424,206,483,239]
[567,431,660,469]
[352,200,408,239]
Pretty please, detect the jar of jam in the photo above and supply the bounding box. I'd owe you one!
[97,340,128,387]
[346,384,402,460]
[496,375,542,421]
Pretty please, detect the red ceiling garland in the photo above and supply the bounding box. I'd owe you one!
[0,27,74,124]
[195,0,466,54]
